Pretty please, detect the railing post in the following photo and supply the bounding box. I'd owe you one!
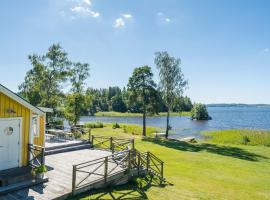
[104,157,108,184]
[91,135,94,146]
[146,152,150,172]
[111,143,115,154]
[41,147,45,166]
[88,129,91,142]
[110,137,113,151]
[127,150,131,173]
[160,161,164,183]
[72,165,77,195]
[131,139,135,151]
[137,152,141,176]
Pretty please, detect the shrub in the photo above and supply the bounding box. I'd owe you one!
[191,103,211,120]
[34,165,47,174]
[73,130,82,139]
[84,122,104,129]
[122,124,160,136]
[112,122,121,129]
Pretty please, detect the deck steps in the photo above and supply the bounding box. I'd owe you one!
[0,175,48,195]
[0,167,32,187]
[45,141,92,156]
[0,166,49,195]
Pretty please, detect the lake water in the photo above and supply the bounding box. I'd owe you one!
[80,106,270,139]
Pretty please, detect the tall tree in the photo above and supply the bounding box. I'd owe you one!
[65,62,90,125]
[127,66,158,136]
[155,52,188,138]
[19,44,71,120]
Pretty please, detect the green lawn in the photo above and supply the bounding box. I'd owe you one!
[202,129,270,146]
[70,126,270,200]
[94,111,191,117]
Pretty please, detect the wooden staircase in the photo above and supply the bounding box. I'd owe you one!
[0,167,48,195]
[45,141,92,155]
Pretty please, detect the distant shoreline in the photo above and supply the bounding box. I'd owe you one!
[207,103,270,107]
[93,111,191,117]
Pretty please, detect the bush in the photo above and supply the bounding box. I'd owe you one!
[84,122,104,129]
[34,165,47,175]
[122,124,160,136]
[73,130,82,139]
[191,103,211,120]
[112,122,121,129]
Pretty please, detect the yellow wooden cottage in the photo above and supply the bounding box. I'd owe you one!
[0,84,47,171]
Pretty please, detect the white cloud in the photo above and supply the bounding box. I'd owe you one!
[122,14,132,19]
[71,6,100,18]
[165,18,171,23]
[114,18,125,28]
[263,48,269,53]
[157,12,171,23]
[61,0,100,19]
[113,13,133,28]
[83,0,91,5]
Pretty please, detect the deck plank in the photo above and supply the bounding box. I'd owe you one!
[1,149,119,200]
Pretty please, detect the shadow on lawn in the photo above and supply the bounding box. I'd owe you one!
[142,138,268,161]
[70,175,172,200]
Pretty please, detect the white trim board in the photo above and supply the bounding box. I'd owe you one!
[0,84,44,115]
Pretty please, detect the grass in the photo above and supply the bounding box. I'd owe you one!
[70,126,270,200]
[87,123,162,136]
[202,129,270,146]
[94,111,191,117]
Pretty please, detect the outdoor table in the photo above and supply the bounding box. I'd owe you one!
[46,129,67,141]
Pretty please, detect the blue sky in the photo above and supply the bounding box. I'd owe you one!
[0,0,270,104]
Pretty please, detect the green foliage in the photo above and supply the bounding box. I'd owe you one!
[202,129,270,146]
[64,62,90,125]
[191,103,211,120]
[122,124,160,136]
[34,165,47,174]
[64,93,85,125]
[173,96,193,112]
[72,130,82,139]
[111,94,127,112]
[155,51,188,138]
[84,122,104,129]
[19,44,71,119]
[112,122,121,129]
[127,66,159,136]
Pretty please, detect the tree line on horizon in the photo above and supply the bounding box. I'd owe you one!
[19,43,194,138]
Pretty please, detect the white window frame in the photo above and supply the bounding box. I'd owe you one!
[32,115,40,137]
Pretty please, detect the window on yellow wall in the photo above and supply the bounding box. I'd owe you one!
[33,116,40,137]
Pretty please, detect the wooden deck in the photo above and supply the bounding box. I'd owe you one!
[1,149,117,200]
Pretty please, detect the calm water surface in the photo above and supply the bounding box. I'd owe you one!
[80,106,270,138]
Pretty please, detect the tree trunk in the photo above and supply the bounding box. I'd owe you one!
[165,108,170,139]
[143,109,146,136]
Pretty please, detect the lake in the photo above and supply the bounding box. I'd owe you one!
[80,106,270,138]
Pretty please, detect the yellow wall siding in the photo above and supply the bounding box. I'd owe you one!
[34,115,45,146]
[0,92,45,166]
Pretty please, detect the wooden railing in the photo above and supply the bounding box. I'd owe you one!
[90,135,134,153]
[28,144,45,168]
[72,148,164,195]
[72,149,132,194]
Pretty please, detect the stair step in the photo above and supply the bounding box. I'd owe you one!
[45,144,92,155]
[45,140,90,151]
[0,176,48,195]
[0,167,32,187]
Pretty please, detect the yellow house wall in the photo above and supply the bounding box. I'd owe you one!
[0,92,45,166]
